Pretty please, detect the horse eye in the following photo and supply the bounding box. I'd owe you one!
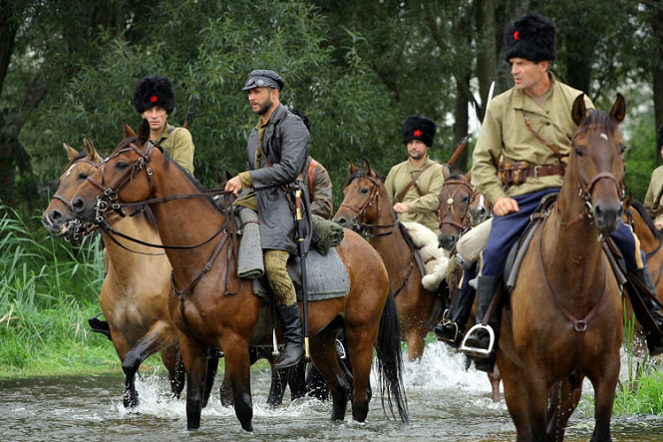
[360,188,369,194]
[77,173,88,180]
[619,145,627,154]
[461,196,469,203]
[575,146,585,156]
[116,161,129,170]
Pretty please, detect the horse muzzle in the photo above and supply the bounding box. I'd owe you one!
[438,233,458,252]
[72,197,97,223]
[333,214,360,233]
[592,200,623,234]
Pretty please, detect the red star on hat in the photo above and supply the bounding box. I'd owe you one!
[150,95,158,103]
[413,129,422,137]
[513,30,520,41]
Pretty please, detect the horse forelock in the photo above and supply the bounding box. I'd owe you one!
[573,110,621,145]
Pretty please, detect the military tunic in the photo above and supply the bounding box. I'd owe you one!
[303,157,333,219]
[644,165,663,225]
[156,124,195,175]
[385,158,446,235]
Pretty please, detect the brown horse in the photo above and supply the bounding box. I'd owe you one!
[333,159,445,361]
[624,198,663,293]
[41,138,183,408]
[69,124,407,431]
[492,95,626,441]
[469,192,493,227]
[437,169,474,252]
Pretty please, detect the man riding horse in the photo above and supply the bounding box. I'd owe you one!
[385,115,446,236]
[225,69,312,368]
[644,125,663,230]
[456,12,663,371]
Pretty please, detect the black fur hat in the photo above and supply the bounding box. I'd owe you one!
[505,12,556,63]
[133,75,175,114]
[658,124,663,150]
[402,115,436,148]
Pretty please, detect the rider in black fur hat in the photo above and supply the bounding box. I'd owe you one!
[133,75,175,114]
[505,11,556,63]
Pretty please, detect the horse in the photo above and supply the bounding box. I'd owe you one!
[69,123,408,431]
[492,94,626,441]
[437,168,474,252]
[41,138,184,408]
[469,192,493,227]
[333,159,445,361]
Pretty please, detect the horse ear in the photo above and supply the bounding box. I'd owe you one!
[362,158,374,177]
[137,118,150,146]
[572,94,587,126]
[214,169,226,188]
[225,169,233,181]
[83,136,103,163]
[63,142,79,162]
[609,93,626,124]
[347,158,358,175]
[442,163,451,181]
[623,192,633,210]
[123,120,136,138]
[463,169,472,183]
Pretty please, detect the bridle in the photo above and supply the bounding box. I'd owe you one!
[438,179,475,234]
[340,174,398,238]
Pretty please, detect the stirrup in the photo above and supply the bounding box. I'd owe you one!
[459,323,495,359]
[436,319,460,343]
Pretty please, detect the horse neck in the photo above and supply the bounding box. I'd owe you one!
[633,213,658,253]
[101,215,166,277]
[369,185,413,273]
[147,167,227,281]
[544,168,606,295]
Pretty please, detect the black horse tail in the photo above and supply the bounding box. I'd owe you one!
[375,287,409,424]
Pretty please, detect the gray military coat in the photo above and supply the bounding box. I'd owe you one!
[246,104,312,255]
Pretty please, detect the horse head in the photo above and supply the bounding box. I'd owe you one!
[41,136,104,238]
[437,165,474,251]
[334,159,387,234]
[567,93,626,234]
[469,192,492,227]
[71,122,155,223]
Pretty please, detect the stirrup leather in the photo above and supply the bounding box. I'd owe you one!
[459,323,495,358]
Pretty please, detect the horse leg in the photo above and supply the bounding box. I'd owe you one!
[180,335,208,430]
[221,336,253,432]
[121,322,178,408]
[266,363,288,406]
[524,368,550,441]
[406,326,427,361]
[498,354,532,442]
[488,364,501,403]
[309,331,351,421]
[590,372,619,442]
[345,324,378,422]
[287,361,307,400]
[160,343,185,399]
[202,355,219,408]
[546,378,583,442]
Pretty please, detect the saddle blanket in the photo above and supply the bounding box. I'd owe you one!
[401,221,450,291]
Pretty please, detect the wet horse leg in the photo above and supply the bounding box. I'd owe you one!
[345,323,378,422]
[159,343,185,399]
[221,336,254,432]
[546,378,583,442]
[287,361,307,400]
[524,366,551,441]
[180,335,209,430]
[267,362,289,406]
[590,371,619,442]
[120,322,176,408]
[498,354,532,441]
[309,330,351,421]
[202,355,219,408]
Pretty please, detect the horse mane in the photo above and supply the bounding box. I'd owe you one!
[343,167,384,189]
[574,109,620,141]
[631,200,663,240]
[446,173,465,182]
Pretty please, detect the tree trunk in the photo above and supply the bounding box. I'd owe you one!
[475,0,497,122]
[651,1,663,165]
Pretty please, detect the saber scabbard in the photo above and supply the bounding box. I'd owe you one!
[295,189,311,360]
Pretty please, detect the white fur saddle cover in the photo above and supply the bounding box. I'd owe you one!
[401,222,450,291]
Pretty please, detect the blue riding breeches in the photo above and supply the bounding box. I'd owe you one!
[479,188,645,278]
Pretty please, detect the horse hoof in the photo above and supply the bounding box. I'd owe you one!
[241,422,253,432]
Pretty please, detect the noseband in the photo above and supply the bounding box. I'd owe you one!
[438,179,475,233]
[340,174,398,238]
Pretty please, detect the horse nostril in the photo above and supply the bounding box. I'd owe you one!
[335,217,347,227]
[50,210,63,221]
[479,208,486,215]
[72,197,85,213]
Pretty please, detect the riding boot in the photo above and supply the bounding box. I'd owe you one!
[434,284,476,348]
[274,303,305,368]
[627,268,663,356]
[460,276,502,370]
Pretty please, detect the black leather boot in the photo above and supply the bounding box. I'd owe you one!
[434,284,476,348]
[627,268,663,356]
[274,303,305,368]
[460,276,502,366]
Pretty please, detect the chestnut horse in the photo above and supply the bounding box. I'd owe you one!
[493,95,626,441]
[41,138,183,408]
[334,159,445,361]
[437,169,474,252]
[69,124,407,431]
[624,199,663,293]
[469,192,493,227]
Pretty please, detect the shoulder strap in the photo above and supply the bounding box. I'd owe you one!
[396,162,433,203]
[167,126,176,135]
[308,159,319,197]
[257,144,272,168]
[521,110,564,161]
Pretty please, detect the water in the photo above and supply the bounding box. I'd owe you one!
[1,342,662,441]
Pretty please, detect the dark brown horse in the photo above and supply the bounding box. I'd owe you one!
[493,95,626,441]
[469,191,493,227]
[334,159,445,361]
[437,169,474,252]
[41,138,183,408]
[69,124,407,431]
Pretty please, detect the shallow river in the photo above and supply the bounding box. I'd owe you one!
[2,342,663,441]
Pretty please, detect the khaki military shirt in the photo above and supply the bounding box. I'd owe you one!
[472,76,594,204]
[385,157,446,234]
[157,124,195,175]
[644,165,663,225]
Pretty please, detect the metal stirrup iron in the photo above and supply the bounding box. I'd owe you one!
[459,324,495,358]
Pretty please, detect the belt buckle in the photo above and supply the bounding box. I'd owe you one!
[534,165,542,178]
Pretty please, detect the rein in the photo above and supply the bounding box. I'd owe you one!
[438,179,474,233]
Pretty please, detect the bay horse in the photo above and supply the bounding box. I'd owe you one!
[69,124,407,431]
[41,138,183,408]
[469,192,493,227]
[334,159,445,361]
[494,94,626,441]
